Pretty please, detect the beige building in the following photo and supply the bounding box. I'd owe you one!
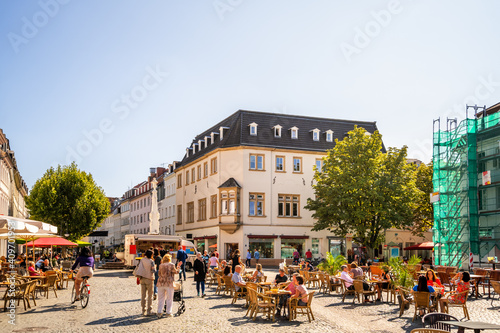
[174,110,380,264]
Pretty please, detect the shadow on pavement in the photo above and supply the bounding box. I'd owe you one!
[94,271,133,278]
[85,314,157,327]
[109,299,140,304]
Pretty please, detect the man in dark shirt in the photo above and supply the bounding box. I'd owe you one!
[274,268,288,284]
[176,246,187,281]
[41,259,53,272]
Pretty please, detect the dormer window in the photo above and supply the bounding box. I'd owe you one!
[290,126,299,139]
[273,124,282,138]
[311,128,320,141]
[249,122,258,136]
[325,130,334,142]
[219,126,229,140]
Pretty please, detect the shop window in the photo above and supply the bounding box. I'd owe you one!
[249,238,274,258]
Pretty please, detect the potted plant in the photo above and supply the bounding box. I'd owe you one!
[317,252,347,277]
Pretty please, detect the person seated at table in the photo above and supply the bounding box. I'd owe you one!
[208,253,219,270]
[412,275,436,316]
[426,270,443,291]
[290,275,309,311]
[274,268,288,285]
[41,259,54,272]
[35,258,45,269]
[341,264,373,303]
[223,265,232,277]
[439,271,470,313]
[304,261,315,272]
[28,261,40,276]
[111,254,122,262]
[350,262,364,278]
[231,265,247,292]
[251,264,264,282]
[219,260,227,271]
[276,273,298,317]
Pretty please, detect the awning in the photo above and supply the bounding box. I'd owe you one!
[248,235,278,239]
[404,242,434,250]
[281,235,309,239]
[76,240,92,247]
[193,235,217,240]
[87,231,108,237]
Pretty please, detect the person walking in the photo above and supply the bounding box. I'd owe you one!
[153,249,161,300]
[156,254,181,318]
[305,249,312,261]
[135,249,156,316]
[176,246,187,281]
[292,249,300,265]
[253,249,260,265]
[193,252,207,297]
[246,250,252,268]
[231,249,244,274]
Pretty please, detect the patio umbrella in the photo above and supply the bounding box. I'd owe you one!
[76,240,91,247]
[25,237,77,247]
[0,216,58,260]
[208,244,218,248]
[0,219,39,234]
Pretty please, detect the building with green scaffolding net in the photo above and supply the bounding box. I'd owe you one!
[433,103,500,269]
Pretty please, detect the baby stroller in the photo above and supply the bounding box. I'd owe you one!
[164,279,185,315]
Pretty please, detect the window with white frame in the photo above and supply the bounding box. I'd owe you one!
[290,126,299,139]
[273,125,282,138]
[326,130,333,142]
[249,122,258,136]
[312,128,320,141]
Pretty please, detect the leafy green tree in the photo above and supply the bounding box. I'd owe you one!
[26,162,110,241]
[411,162,434,237]
[305,126,418,256]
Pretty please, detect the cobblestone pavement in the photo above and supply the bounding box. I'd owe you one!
[2,269,500,333]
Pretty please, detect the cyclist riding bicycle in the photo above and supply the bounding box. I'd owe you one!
[72,247,95,301]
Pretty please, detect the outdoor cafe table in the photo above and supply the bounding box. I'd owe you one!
[258,282,273,290]
[438,320,500,333]
[264,289,291,317]
[469,274,484,298]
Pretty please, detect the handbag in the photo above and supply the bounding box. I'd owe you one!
[136,277,140,285]
[133,260,143,277]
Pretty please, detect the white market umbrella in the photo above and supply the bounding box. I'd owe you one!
[0,216,58,260]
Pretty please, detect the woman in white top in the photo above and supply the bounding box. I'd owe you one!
[252,264,264,282]
[208,253,219,269]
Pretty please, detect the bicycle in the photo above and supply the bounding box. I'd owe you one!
[71,271,90,308]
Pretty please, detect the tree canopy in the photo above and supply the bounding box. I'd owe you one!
[26,162,110,241]
[305,126,419,255]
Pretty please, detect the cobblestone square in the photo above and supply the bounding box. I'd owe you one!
[3,269,500,333]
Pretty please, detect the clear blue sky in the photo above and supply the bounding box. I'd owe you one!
[1,1,499,197]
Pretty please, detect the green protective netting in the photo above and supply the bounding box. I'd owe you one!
[433,112,500,268]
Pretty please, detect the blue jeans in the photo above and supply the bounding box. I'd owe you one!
[196,281,205,295]
[154,271,159,294]
[178,262,186,280]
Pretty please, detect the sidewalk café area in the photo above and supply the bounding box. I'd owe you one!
[204,257,500,331]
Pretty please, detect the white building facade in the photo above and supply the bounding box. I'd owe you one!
[174,110,381,265]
